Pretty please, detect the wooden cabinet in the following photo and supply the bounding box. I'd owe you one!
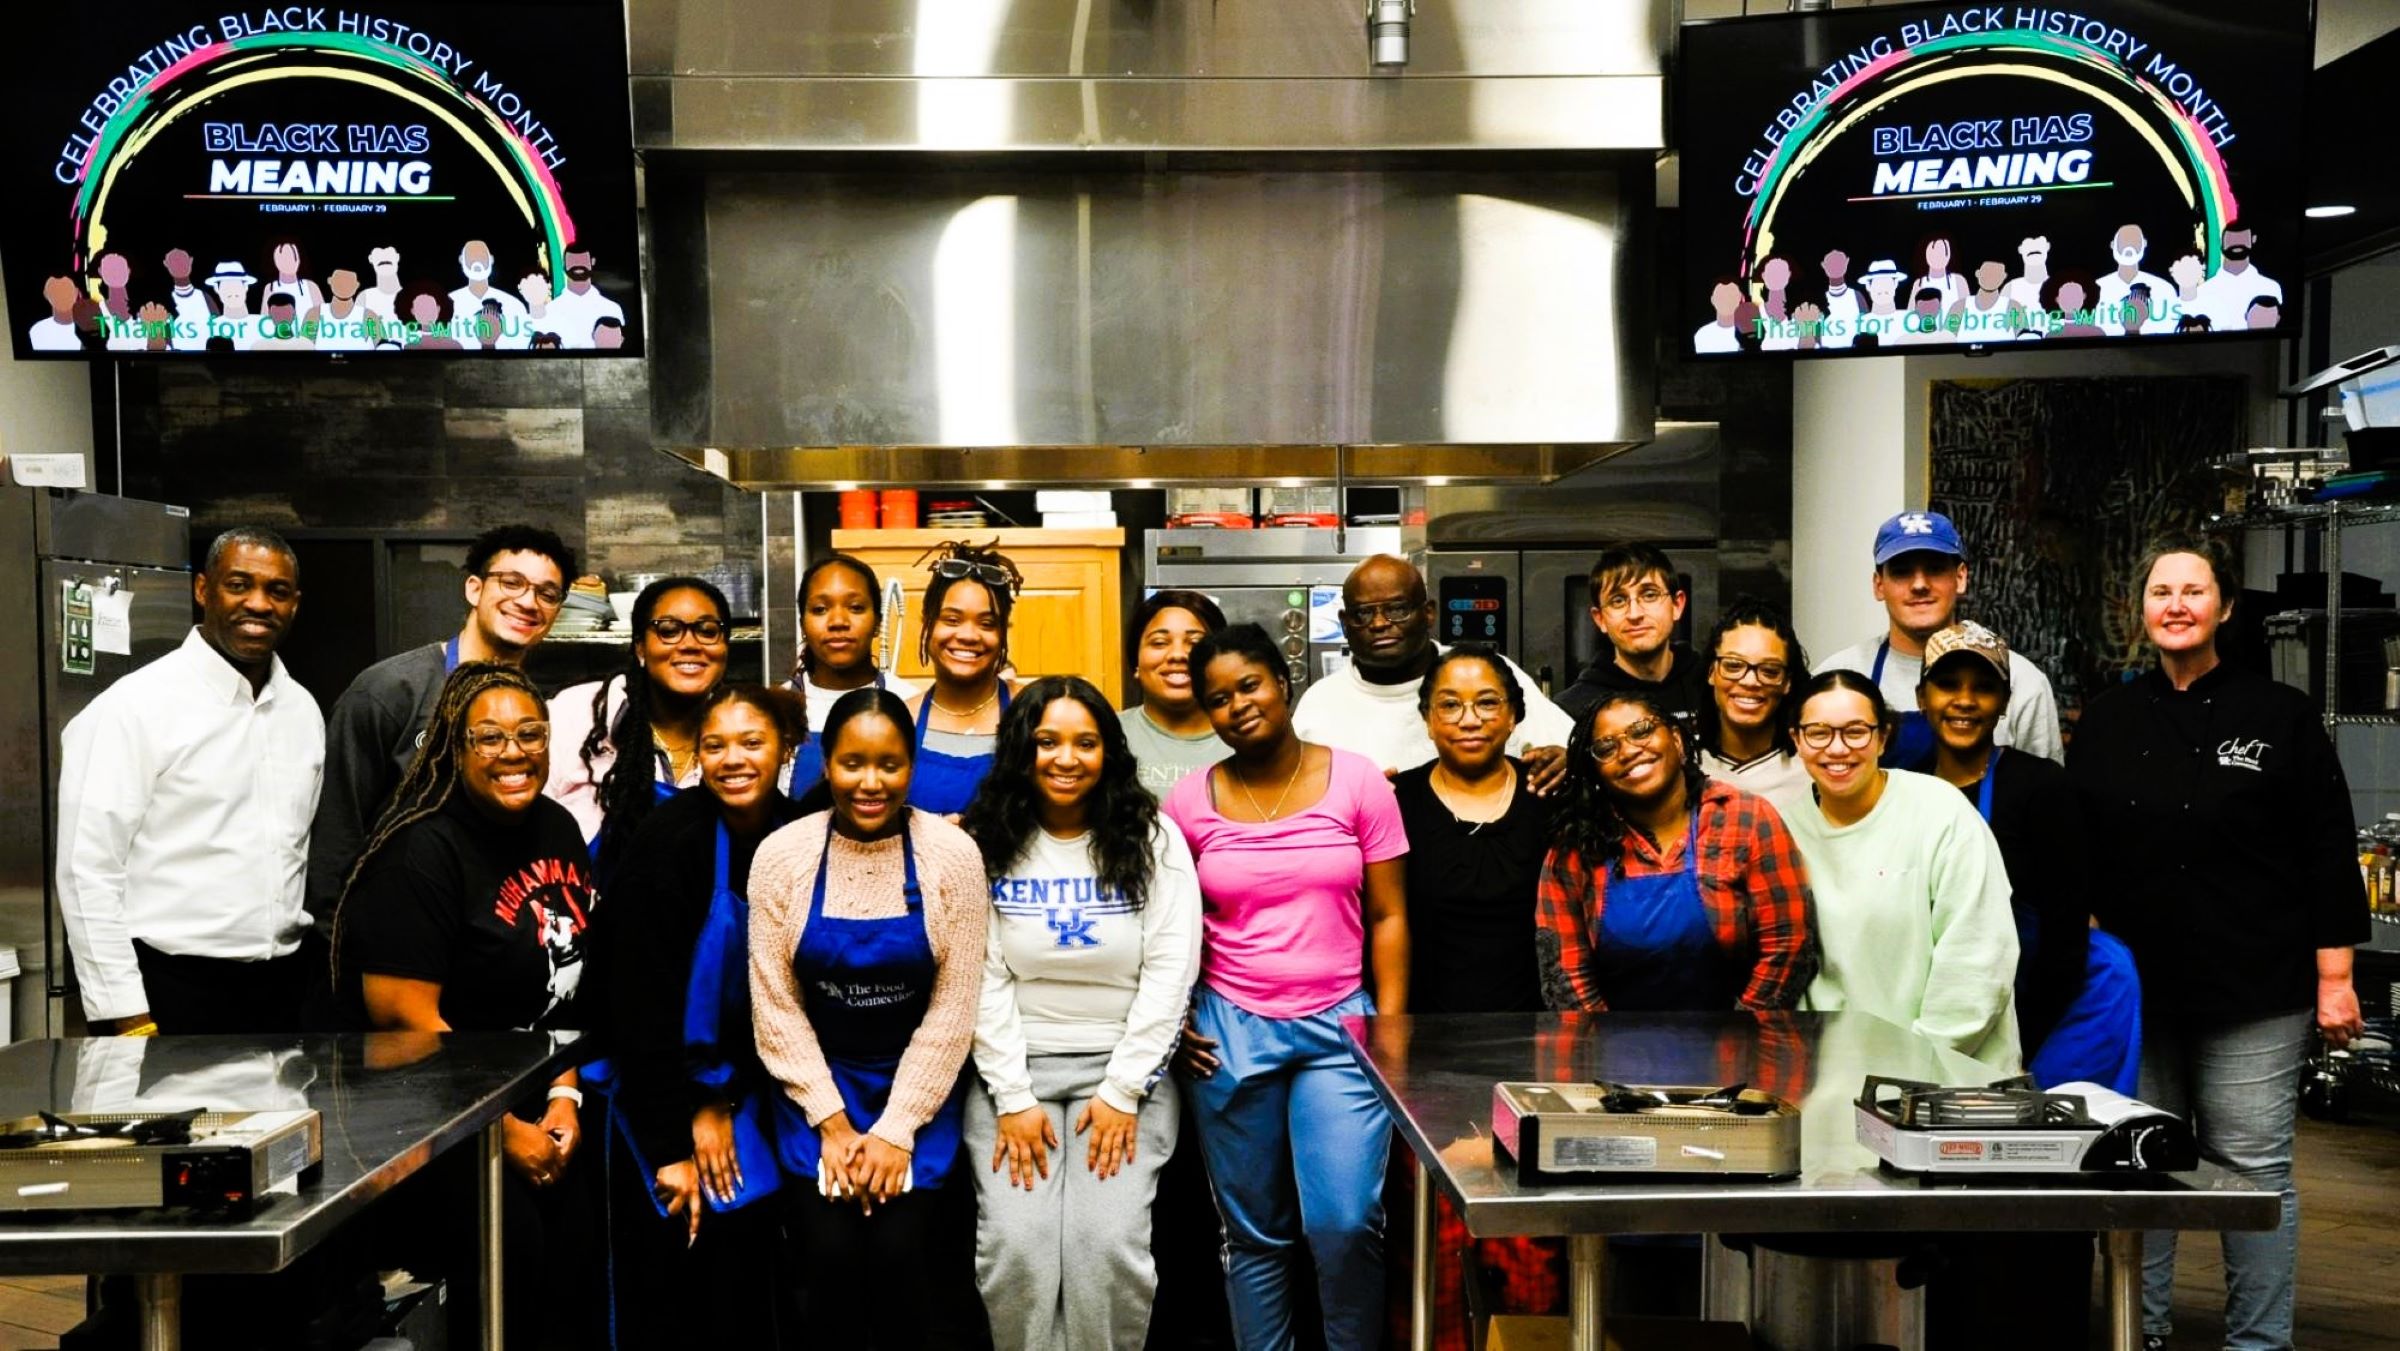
[828,528,1127,705]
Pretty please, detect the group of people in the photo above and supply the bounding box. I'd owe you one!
[50,507,2367,1351]
[1698,219,2285,353]
[30,238,629,354]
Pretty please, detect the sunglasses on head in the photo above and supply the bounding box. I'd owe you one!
[932,557,1014,591]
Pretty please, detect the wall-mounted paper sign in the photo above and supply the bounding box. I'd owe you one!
[8,454,87,489]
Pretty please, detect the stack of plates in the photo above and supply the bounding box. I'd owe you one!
[550,590,616,634]
[924,498,987,529]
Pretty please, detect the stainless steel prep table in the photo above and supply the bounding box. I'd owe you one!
[0,1032,579,1351]
[1347,1010,2279,1351]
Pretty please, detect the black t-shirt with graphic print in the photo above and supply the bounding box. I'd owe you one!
[338,791,599,1032]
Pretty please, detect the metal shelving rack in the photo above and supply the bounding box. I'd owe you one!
[2210,499,2400,727]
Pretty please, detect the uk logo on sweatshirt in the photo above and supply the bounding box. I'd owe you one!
[993,874,1136,949]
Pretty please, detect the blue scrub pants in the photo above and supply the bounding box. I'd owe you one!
[1188,987,1391,1351]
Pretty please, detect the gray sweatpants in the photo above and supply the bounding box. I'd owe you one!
[965,1050,1180,1351]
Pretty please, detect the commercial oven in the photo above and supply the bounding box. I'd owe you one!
[1143,528,1404,694]
[1422,548,1718,699]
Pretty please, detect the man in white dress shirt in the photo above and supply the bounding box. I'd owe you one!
[2195,219,2282,333]
[55,528,324,1034]
[1290,555,1574,791]
[446,240,531,349]
[543,243,626,349]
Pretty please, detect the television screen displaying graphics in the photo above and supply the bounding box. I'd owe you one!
[0,1,639,358]
[1676,1,2306,358]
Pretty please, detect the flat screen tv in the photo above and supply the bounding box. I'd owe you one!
[0,0,640,357]
[1676,0,2308,358]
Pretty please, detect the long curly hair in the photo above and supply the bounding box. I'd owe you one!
[330,661,546,982]
[959,675,1163,909]
[1548,688,1708,871]
[916,540,1023,673]
[586,576,730,878]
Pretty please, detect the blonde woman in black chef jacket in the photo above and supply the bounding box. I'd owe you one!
[2069,535,2368,1351]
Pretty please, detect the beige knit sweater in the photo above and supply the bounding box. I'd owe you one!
[747,808,989,1152]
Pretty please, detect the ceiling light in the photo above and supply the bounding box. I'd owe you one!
[2306,205,2358,219]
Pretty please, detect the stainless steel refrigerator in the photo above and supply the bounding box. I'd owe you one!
[0,490,192,1040]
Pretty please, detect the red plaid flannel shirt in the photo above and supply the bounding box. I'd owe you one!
[1534,779,1818,1012]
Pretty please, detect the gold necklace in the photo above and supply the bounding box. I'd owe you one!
[931,685,999,719]
[1234,749,1308,821]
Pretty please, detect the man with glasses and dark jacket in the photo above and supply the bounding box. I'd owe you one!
[305,525,578,947]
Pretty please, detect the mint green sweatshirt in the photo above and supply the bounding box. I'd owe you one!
[1776,769,2024,1073]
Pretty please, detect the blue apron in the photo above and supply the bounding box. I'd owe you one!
[1593,824,1736,1012]
[783,671,895,800]
[773,817,968,1189]
[906,684,1010,816]
[1871,640,1936,771]
[609,822,785,1216]
[1971,751,2143,1094]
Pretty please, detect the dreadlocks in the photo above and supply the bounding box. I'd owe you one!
[916,540,1023,672]
[586,575,731,881]
[329,661,545,983]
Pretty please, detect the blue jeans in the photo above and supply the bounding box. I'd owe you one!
[1187,987,1391,1351]
[2138,1008,2310,1350]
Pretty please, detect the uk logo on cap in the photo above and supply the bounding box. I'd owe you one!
[1872,510,1965,566]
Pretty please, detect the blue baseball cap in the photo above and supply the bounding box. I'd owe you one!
[1872,510,1965,567]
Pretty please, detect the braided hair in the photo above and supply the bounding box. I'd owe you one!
[585,576,731,879]
[916,540,1023,673]
[1548,688,1708,871]
[329,661,545,982]
[795,553,886,679]
[959,676,1163,908]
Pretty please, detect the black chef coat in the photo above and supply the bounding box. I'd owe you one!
[2068,662,2368,1024]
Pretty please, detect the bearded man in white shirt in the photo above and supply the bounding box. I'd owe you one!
[55,528,324,1035]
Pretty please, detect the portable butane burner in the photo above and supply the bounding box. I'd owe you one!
[0,1109,321,1214]
[1492,1081,1802,1183]
[1855,1075,2197,1175]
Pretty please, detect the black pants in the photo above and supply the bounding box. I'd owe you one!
[603,1126,789,1347]
[787,1176,988,1350]
[131,939,308,1033]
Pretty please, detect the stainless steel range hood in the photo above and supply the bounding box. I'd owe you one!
[632,0,1668,488]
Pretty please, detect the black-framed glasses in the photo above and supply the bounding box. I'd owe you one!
[1712,655,1789,686]
[648,616,729,645]
[1796,721,1879,751]
[1588,718,1666,761]
[1430,695,1510,725]
[932,558,1015,591]
[1345,600,1422,627]
[466,722,550,758]
[483,570,566,610]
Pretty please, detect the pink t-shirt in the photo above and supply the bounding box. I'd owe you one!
[1163,747,1410,1019]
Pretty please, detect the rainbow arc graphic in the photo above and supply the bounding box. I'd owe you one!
[65,29,575,277]
[1736,27,2240,277]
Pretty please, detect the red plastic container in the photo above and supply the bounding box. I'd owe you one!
[880,489,920,530]
[838,490,879,530]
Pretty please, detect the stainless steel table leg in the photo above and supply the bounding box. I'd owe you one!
[1569,1235,1605,1351]
[136,1272,180,1351]
[2104,1230,2142,1351]
[1411,1158,1433,1351]
[480,1118,505,1351]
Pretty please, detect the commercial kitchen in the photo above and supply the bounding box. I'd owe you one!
[1,0,2398,1348]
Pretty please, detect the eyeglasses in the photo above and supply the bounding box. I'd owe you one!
[1345,600,1422,627]
[1430,696,1510,725]
[1598,586,1673,614]
[466,722,550,758]
[932,558,1015,591]
[1588,717,1667,761]
[1796,721,1880,750]
[483,570,566,610]
[648,617,729,645]
[1712,655,1789,686]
